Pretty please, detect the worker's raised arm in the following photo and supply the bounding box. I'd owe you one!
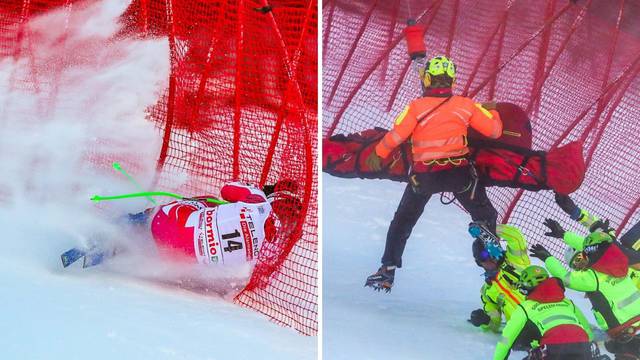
[375,105,418,159]
[468,101,502,139]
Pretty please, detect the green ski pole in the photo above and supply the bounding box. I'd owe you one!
[91,191,227,205]
[112,162,157,205]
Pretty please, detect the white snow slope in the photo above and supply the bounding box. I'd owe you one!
[0,1,315,359]
[323,174,610,360]
[0,204,315,360]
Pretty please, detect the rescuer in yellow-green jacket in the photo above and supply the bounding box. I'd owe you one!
[554,193,640,290]
[468,224,529,333]
[492,265,594,360]
[532,218,640,360]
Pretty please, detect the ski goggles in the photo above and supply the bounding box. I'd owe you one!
[475,245,505,264]
[476,249,491,263]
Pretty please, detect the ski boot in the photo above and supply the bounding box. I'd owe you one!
[364,265,395,293]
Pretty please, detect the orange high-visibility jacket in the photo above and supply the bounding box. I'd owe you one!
[375,96,503,162]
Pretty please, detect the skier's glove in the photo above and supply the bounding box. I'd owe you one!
[554,192,581,220]
[262,184,276,197]
[543,218,565,239]
[263,179,298,197]
[365,151,382,172]
[530,244,552,261]
[468,309,491,327]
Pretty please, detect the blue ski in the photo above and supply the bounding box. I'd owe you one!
[468,222,505,261]
[60,246,117,268]
[82,247,118,268]
[61,247,87,268]
[83,248,110,268]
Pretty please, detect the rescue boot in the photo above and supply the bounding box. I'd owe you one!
[364,265,396,293]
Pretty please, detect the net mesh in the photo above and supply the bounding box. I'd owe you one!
[323,0,640,259]
[1,0,317,335]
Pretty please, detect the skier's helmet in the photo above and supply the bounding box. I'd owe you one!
[518,265,549,294]
[472,238,486,265]
[471,238,502,266]
[421,55,456,88]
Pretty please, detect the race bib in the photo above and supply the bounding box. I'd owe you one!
[194,208,222,264]
[193,203,267,265]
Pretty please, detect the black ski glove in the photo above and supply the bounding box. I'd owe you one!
[543,218,565,239]
[469,309,491,327]
[530,244,552,261]
[554,193,580,218]
[263,179,298,197]
[262,184,276,197]
[589,218,613,234]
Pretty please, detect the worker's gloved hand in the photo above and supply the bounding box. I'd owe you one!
[468,309,491,327]
[543,218,565,239]
[481,101,497,111]
[530,244,552,261]
[365,150,383,172]
[589,218,613,234]
[554,192,581,219]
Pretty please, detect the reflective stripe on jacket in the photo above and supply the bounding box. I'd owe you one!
[492,279,592,360]
[631,268,640,289]
[481,225,530,332]
[375,95,503,162]
[545,257,640,332]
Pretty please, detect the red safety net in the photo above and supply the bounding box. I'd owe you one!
[0,0,76,58]
[1,0,318,335]
[323,0,640,257]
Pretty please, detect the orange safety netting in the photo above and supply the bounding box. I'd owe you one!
[1,0,317,335]
[323,0,640,257]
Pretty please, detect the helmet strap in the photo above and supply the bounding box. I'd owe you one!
[483,269,499,283]
[570,251,590,270]
[422,72,431,88]
[518,286,531,296]
[424,87,453,97]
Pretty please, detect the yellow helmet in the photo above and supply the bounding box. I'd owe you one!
[518,265,549,295]
[584,230,614,247]
[420,55,456,88]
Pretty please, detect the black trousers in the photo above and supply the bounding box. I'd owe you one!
[605,335,640,360]
[381,166,497,268]
[526,342,593,360]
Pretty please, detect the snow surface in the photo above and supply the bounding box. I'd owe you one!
[0,204,315,360]
[0,1,315,359]
[323,174,610,360]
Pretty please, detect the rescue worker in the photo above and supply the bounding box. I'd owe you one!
[364,55,503,292]
[554,193,640,288]
[492,265,594,360]
[469,224,529,333]
[532,218,640,360]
